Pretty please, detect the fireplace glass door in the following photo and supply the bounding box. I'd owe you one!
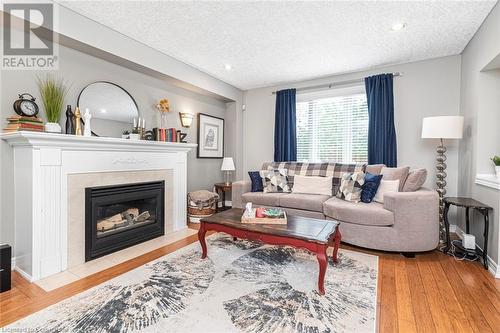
[85,181,165,261]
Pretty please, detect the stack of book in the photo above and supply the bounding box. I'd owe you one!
[153,128,181,142]
[3,116,44,133]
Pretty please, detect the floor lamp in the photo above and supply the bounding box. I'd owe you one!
[421,116,463,243]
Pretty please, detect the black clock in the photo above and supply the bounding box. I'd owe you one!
[13,93,39,117]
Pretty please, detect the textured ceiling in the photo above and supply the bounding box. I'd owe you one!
[59,1,497,90]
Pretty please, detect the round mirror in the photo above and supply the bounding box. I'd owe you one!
[77,82,139,137]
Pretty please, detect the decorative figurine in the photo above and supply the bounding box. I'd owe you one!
[65,105,74,134]
[83,108,92,137]
[74,107,82,136]
[155,98,170,128]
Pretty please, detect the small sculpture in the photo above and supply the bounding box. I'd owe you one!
[83,108,92,137]
[74,107,82,136]
[65,105,74,134]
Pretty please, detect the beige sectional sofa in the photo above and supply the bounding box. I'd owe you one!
[232,162,439,253]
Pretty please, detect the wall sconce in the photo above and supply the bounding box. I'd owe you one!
[179,112,194,128]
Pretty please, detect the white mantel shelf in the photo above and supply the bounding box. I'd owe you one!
[475,174,500,191]
[0,131,197,152]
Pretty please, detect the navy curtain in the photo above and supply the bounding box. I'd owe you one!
[274,89,297,162]
[365,74,397,167]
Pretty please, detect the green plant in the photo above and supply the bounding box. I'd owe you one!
[491,155,500,166]
[36,75,68,123]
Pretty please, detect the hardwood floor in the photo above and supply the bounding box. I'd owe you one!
[1,225,500,332]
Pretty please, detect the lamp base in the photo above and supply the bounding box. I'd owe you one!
[436,139,447,243]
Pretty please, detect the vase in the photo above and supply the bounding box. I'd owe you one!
[495,166,500,179]
[45,122,62,133]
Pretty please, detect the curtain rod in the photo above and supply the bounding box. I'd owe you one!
[271,72,403,95]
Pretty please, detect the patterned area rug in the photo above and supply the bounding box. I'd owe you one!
[7,234,378,333]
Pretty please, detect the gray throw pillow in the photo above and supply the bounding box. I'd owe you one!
[259,169,291,193]
[336,172,365,203]
[403,168,427,192]
[381,166,410,191]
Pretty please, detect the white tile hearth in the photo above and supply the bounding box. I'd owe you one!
[35,228,197,291]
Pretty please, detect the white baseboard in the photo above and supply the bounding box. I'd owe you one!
[450,224,499,278]
[13,265,34,282]
[11,256,16,268]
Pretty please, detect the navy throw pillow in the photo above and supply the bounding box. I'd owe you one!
[248,171,263,192]
[361,173,383,203]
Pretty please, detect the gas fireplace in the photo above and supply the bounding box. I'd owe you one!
[85,181,165,261]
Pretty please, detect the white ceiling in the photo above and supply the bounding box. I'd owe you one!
[59,1,497,90]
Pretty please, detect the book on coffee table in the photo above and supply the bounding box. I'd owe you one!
[241,207,287,225]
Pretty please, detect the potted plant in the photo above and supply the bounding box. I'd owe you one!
[491,155,500,178]
[122,130,130,139]
[37,75,68,133]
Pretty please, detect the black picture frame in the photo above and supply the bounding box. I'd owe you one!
[197,113,224,159]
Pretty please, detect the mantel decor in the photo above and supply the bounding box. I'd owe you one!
[197,113,224,158]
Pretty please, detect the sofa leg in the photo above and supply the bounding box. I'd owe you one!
[401,252,415,258]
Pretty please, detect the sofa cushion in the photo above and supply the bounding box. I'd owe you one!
[365,164,385,175]
[336,171,365,203]
[323,197,394,226]
[241,192,288,207]
[381,166,410,191]
[292,175,332,196]
[259,169,291,193]
[248,171,264,192]
[403,168,427,192]
[279,193,331,212]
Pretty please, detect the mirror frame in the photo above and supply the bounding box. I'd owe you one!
[76,81,140,120]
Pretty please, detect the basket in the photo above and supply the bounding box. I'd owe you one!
[187,190,219,223]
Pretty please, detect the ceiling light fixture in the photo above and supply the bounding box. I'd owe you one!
[391,22,407,31]
[224,64,232,71]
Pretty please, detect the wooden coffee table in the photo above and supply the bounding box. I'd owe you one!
[198,208,341,295]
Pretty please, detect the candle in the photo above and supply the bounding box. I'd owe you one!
[143,118,145,128]
[133,118,137,128]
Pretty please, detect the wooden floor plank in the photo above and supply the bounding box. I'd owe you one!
[440,255,494,333]
[427,253,475,333]
[405,258,437,333]
[378,255,398,333]
[393,256,417,333]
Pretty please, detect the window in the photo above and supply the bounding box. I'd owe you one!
[296,87,368,163]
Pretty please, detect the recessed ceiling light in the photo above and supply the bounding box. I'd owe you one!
[224,64,232,71]
[391,22,407,31]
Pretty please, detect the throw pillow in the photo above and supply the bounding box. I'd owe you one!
[373,179,400,203]
[402,168,427,192]
[259,169,291,193]
[336,172,365,203]
[381,166,410,191]
[361,173,383,203]
[292,175,333,196]
[248,171,263,192]
[365,164,385,175]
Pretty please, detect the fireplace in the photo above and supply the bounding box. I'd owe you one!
[85,181,165,261]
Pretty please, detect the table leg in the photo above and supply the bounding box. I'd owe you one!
[481,209,489,270]
[332,228,341,264]
[443,202,451,253]
[465,207,470,234]
[316,246,328,295]
[222,191,226,210]
[198,222,208,259]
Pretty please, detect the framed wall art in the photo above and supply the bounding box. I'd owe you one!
[197,113,224,158]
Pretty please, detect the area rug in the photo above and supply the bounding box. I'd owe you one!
[7,234,378,333]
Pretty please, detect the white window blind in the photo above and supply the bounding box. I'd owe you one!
[296,91,368,163]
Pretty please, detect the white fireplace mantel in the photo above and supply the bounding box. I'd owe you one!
[1,132,197,282]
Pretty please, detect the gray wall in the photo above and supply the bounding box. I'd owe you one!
[0,44,231,248]
[458,3,500,266]
[243,56,462,190]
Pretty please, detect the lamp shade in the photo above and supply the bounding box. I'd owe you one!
[221,157,235,171]
[179,112,194,128]
[421,116,463,139]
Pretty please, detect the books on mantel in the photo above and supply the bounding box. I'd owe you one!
[3,115,44,133]
[152,128,181,142]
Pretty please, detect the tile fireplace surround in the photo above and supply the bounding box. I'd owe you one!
[1,132,196,282]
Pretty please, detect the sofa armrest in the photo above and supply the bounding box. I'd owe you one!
[383,188,439,236]
[232,180,251,208]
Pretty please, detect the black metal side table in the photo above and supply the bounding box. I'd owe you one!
[443,197,492,269]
